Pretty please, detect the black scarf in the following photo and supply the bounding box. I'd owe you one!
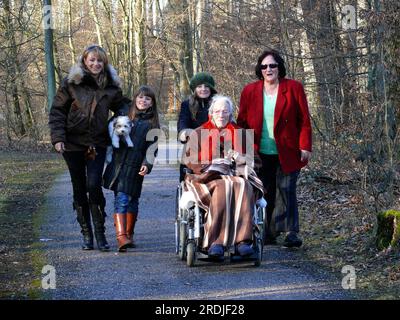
[135,107,154,121]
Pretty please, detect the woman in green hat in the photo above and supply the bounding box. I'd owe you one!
[177,72,217,181]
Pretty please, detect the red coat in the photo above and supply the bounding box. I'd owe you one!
[184,119,248,174]
[237,78,312,174]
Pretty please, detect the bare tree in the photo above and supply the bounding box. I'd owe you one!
[89,0,103,46]
[3,0,26,136]
[43,0,56,112]
[67,0,77,64]
[135,0,148,86]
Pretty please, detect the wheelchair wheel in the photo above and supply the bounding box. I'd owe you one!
[175,221,179,254]
[179,222,187,260]
[175,187,181,255]
[254,238,263,267]
[186,241,196,267]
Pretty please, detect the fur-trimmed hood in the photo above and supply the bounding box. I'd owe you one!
[67,62,122,87]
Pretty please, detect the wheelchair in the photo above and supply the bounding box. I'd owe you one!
[175,172,266,267]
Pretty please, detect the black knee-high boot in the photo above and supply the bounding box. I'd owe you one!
[74,203,94,250]
[90,204,110,251]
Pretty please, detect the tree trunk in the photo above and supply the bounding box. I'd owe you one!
[120,0,135,95]
[271,0,296,77]
[89,0,103,46]
[43,0,56,111]
[67,0,76,65]
[300,0,338,139]
[376,210,400,250]
[101,0,118,67]
[4,0,26,136]
[135,0,147,86]
[193,0,204,72]
[53,38,63,87]
[171,0,193,98]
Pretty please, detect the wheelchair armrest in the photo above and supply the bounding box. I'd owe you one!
[179,191,196,210]
[183,167,193,174]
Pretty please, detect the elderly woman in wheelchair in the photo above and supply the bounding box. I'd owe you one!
[176,95,266,266]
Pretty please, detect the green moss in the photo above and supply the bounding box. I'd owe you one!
[29,200,51,299]
[383,210,400,219]
[28,247,46,299]
[27,166,64,299]
[376,210,400,250]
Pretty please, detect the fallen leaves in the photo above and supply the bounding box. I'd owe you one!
[299,166,400,299]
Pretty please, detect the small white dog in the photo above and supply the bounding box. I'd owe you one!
[109,116,134,148]
[105,116,134,164]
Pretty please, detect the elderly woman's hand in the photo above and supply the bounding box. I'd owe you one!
[226,149,250,166]
[300,150,312,162]
[225,149,239,162]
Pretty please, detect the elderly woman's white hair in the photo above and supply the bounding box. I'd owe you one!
[208,95,234,122]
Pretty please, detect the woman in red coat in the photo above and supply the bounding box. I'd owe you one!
[237,50,312,247]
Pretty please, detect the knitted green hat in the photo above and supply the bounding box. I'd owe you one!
[189,72,217,93]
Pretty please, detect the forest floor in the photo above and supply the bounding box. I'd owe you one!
[0,145,66,299]
[297,166,400,299]
[0,142,399,299]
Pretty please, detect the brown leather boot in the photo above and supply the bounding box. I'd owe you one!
[113,213,131,252]
[126,212,138,248]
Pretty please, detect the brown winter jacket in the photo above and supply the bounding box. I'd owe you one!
[49,63,129,151]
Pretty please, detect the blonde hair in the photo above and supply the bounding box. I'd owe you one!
[81,44,108,64]
[80,44,109,88]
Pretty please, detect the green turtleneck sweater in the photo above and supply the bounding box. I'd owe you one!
[259,91,278,155]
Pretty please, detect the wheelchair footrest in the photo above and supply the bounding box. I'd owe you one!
[197,251,225,262]
[195,251,260,263]
[229,253,259,262]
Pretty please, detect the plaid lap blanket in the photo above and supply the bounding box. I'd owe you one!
[183,159,264,249]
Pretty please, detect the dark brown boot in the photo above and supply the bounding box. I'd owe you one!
[126,212,138,248]
[75,203,94,250]
[113,213,131,252]
[89,204,110,251]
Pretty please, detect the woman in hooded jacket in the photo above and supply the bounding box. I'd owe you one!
[49,44,129,251]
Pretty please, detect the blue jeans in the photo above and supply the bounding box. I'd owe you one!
[275,168,300,233]
[259,154,300,236]
[114,192,139,214]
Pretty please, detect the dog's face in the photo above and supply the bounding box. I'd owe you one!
[113,116,132,136]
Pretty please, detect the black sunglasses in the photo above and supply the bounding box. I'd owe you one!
[86,45,105,52]
[260,63,279,70]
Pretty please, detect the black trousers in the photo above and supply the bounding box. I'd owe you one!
[63,147,107,208]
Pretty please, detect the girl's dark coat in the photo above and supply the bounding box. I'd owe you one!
[103,112,158,198]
